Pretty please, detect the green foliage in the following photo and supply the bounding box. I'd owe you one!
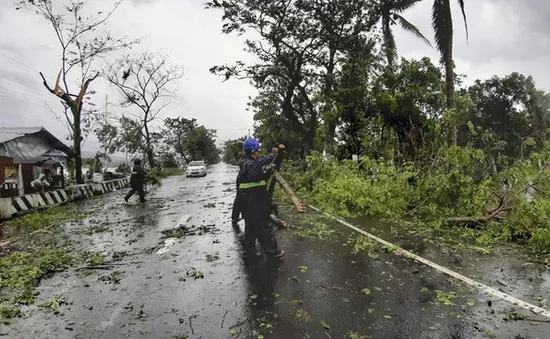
[39,296,66,311]
[163,119,220,165]
[509,199,550,253]
[145,167,186,187]
[286,146,550,253]
[145,168,165,186]
[208,0,550,255]
[0,304,22,319]
[350,236,378,258]
[435,290,458,305]
[4,206,83,232]
[0,251,72,307]
[116,163,131,174]
[348,332,368,339]
[159,152,179,169]
[86,253,105,266]
[161,168,186,177]
[223,138,245,164]
[294,215,337,240]
[466,73,550,159]
[292,152,412,218]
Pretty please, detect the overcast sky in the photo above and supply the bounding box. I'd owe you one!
[0,0,549,152]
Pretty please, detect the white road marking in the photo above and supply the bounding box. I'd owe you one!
[155,214,192,255]
[308,205,550,319]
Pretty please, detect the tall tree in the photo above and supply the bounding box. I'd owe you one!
[297,0,378,154]
[15,0,136,184]
[104,52,183,168]
[222,138,246,165]
[163,117,198,164]
[431,0,468,146]
[467,73,550,160]
[207,0,378,155]
[207,0,322,154]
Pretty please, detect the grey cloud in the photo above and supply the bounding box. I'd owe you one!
[394,0,550,91]
[459,0,550,63]
[4,0,548,154]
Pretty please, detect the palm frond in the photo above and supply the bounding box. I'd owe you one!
[431,0,452,56]
[457,0,469,40]
[395,14,433,48]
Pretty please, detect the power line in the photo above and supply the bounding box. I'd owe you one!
[0,92,60,110]
[0,87,61,106]
[0,51,41,73]
[0,75,54,97]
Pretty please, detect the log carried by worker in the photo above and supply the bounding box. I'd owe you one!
[272,169,305,213]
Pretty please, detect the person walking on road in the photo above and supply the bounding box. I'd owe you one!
[237,138,285,258]
[124,158,147,204]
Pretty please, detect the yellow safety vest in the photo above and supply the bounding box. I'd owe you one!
[239,180,266,189]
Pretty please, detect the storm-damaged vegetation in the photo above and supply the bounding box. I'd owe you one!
[285,144,550,253]
[211,0,550,255]
[0,206,85,321]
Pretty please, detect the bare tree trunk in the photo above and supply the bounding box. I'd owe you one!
[72,107,84,184]
[323,50,337,155]
[143,123,156,168]
[444,20,457,147]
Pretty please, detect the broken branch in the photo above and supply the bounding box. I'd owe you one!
[273,170,305,213]
[39,72,55,94]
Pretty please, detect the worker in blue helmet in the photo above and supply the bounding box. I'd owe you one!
[236,137,285,258]
[233,138,282,226]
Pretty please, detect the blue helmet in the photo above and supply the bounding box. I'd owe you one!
[243,138,260,153]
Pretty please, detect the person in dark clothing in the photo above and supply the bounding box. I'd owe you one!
[238,138,284,258]
[231,157,244,230]
[124,158,147,203]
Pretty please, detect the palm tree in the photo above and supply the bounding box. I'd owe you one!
[380,0,432,71]
[431,0,468,146]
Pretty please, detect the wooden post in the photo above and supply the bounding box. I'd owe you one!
[272,170,304,213]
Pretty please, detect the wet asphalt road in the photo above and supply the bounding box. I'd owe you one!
[4,163,550,339]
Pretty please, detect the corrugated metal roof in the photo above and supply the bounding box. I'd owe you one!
[0,127,44,144]
[0,126,75,162]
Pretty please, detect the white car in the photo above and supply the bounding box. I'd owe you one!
[186,160,207,177]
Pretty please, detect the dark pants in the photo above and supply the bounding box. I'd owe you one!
[125,186,145,203]
[231,193,242,222]
[244,217,279,257]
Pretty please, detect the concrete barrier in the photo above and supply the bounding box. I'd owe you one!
[0,177,129,220]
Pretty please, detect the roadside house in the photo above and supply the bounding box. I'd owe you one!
[0,127,75,197]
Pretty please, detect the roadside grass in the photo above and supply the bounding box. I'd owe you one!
[0,205,85,322]
[146,167,186,186]
[161,168,186,177]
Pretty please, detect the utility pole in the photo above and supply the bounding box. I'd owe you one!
[248,129,250,138]
[104,94,108,172]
